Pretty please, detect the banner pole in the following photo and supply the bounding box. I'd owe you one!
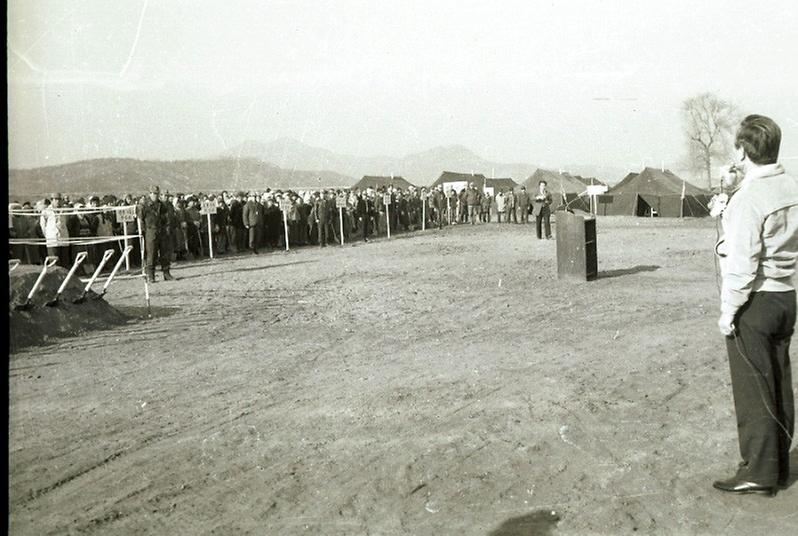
[422,198,426,231]
[386,204,391,239]
[339,207,344,246]
[123,220,131,271]
[207,213,214,259]
[283,208,290,251]
[137,217,151,317]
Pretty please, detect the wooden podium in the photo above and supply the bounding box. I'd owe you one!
[555,210,597,281]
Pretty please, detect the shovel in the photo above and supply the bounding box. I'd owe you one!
[93,245,133,300]
[73,249,115,304]
[15,256,59,310]
[45,251,88,307]
[9,259,21,273]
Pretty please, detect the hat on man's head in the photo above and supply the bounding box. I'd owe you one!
[51,192,62,200]
[149,185,161,194]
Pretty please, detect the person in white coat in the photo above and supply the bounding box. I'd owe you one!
[495,190,506,223]
[39,193,69,267]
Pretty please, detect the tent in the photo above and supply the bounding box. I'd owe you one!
[430,171,488,193]
[352,175,416,191]
[597,167,710,217]
[482,177,519,196]
[523,169,591,212]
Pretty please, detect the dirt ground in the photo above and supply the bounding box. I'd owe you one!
[8,217,797,535]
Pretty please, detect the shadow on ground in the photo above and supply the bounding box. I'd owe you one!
[116,305,181,319]
[171,260,317,281]
[488,509,561,536]
[598,265,660,279]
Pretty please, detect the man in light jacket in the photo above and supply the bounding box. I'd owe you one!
[713,115,798,497]
[40,193,69,267]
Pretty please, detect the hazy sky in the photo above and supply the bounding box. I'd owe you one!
[7,0,798,173]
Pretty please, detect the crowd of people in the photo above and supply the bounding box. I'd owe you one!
[8,180,555,281]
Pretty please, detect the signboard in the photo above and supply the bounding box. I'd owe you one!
[336,196,347,209]
[420,191,429,200]
[200,200,217,215]
[116,206,137,223]
[443,181,468,193]
[280,199,292,212]
[483,187,495,197]
[586,185,609,196]
[383,193,392,206]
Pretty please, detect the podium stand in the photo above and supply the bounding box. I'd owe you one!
[555,210,597,281]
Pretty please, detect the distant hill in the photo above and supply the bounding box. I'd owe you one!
[223,138,542,186]
[8,157,354,198]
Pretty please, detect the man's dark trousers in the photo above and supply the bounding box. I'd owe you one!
[726,290,795,486]
[145,231,172,271]
[536,209,551,239]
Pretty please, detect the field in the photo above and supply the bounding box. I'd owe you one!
[8,217,797,535]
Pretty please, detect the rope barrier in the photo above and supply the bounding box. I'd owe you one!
[9,234,142,247]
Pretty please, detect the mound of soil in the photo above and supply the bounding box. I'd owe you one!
[9,265,129,350]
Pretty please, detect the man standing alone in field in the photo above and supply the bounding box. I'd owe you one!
[138,185,173,282]
[714,114,798,496]
[534,181,553,239]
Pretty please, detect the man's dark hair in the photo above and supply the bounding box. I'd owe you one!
[735,114,781,165]
[539,180,547,186]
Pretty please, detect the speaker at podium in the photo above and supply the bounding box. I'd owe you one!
[555,209,597,281]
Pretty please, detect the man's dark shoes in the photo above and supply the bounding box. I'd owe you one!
[713,476,776,496]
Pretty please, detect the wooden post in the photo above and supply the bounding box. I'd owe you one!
[136,217,151,317]
[123,221,130,271]
[283,207,290,251]
[206,213,214,259]
[422,197,426,231]
[339,207,344,246]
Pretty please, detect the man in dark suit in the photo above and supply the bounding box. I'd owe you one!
[534,181,553,239]
[356,190,374,242]
[313,191,331,247]
[241,192,262,253]
[517,186,531,224]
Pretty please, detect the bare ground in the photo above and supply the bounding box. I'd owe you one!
[8,217,798,535]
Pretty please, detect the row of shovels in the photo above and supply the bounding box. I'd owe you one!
[11,245,134,310]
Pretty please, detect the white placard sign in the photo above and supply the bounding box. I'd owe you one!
[200,200,217,215]
[116,206,137,223]
[586,185,609,196]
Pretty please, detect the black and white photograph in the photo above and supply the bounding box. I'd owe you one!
[7,1,798,534]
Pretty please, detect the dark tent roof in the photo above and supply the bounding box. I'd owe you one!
[523,169,590,195]
[482,177,520,191]
[598,168,711,217]
[521,169,592,212]
[608,167,708,197]
[572,175,607,187]
[352,175,415,190]
[430,171,487,188]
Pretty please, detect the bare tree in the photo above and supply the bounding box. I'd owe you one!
[682,93,738,190]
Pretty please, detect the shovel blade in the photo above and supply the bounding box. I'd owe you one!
[45,298,60,307]
[15,301,33,311]
[72,294,87,304]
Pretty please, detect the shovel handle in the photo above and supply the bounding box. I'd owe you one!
[26,256,59,301]
[83,249,115,293]
[102,245,134,292]
[55,252,88,296]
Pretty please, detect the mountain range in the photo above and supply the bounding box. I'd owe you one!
[8,138,633,198]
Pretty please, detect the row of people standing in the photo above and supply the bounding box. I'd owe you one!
[9,181,557,282]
